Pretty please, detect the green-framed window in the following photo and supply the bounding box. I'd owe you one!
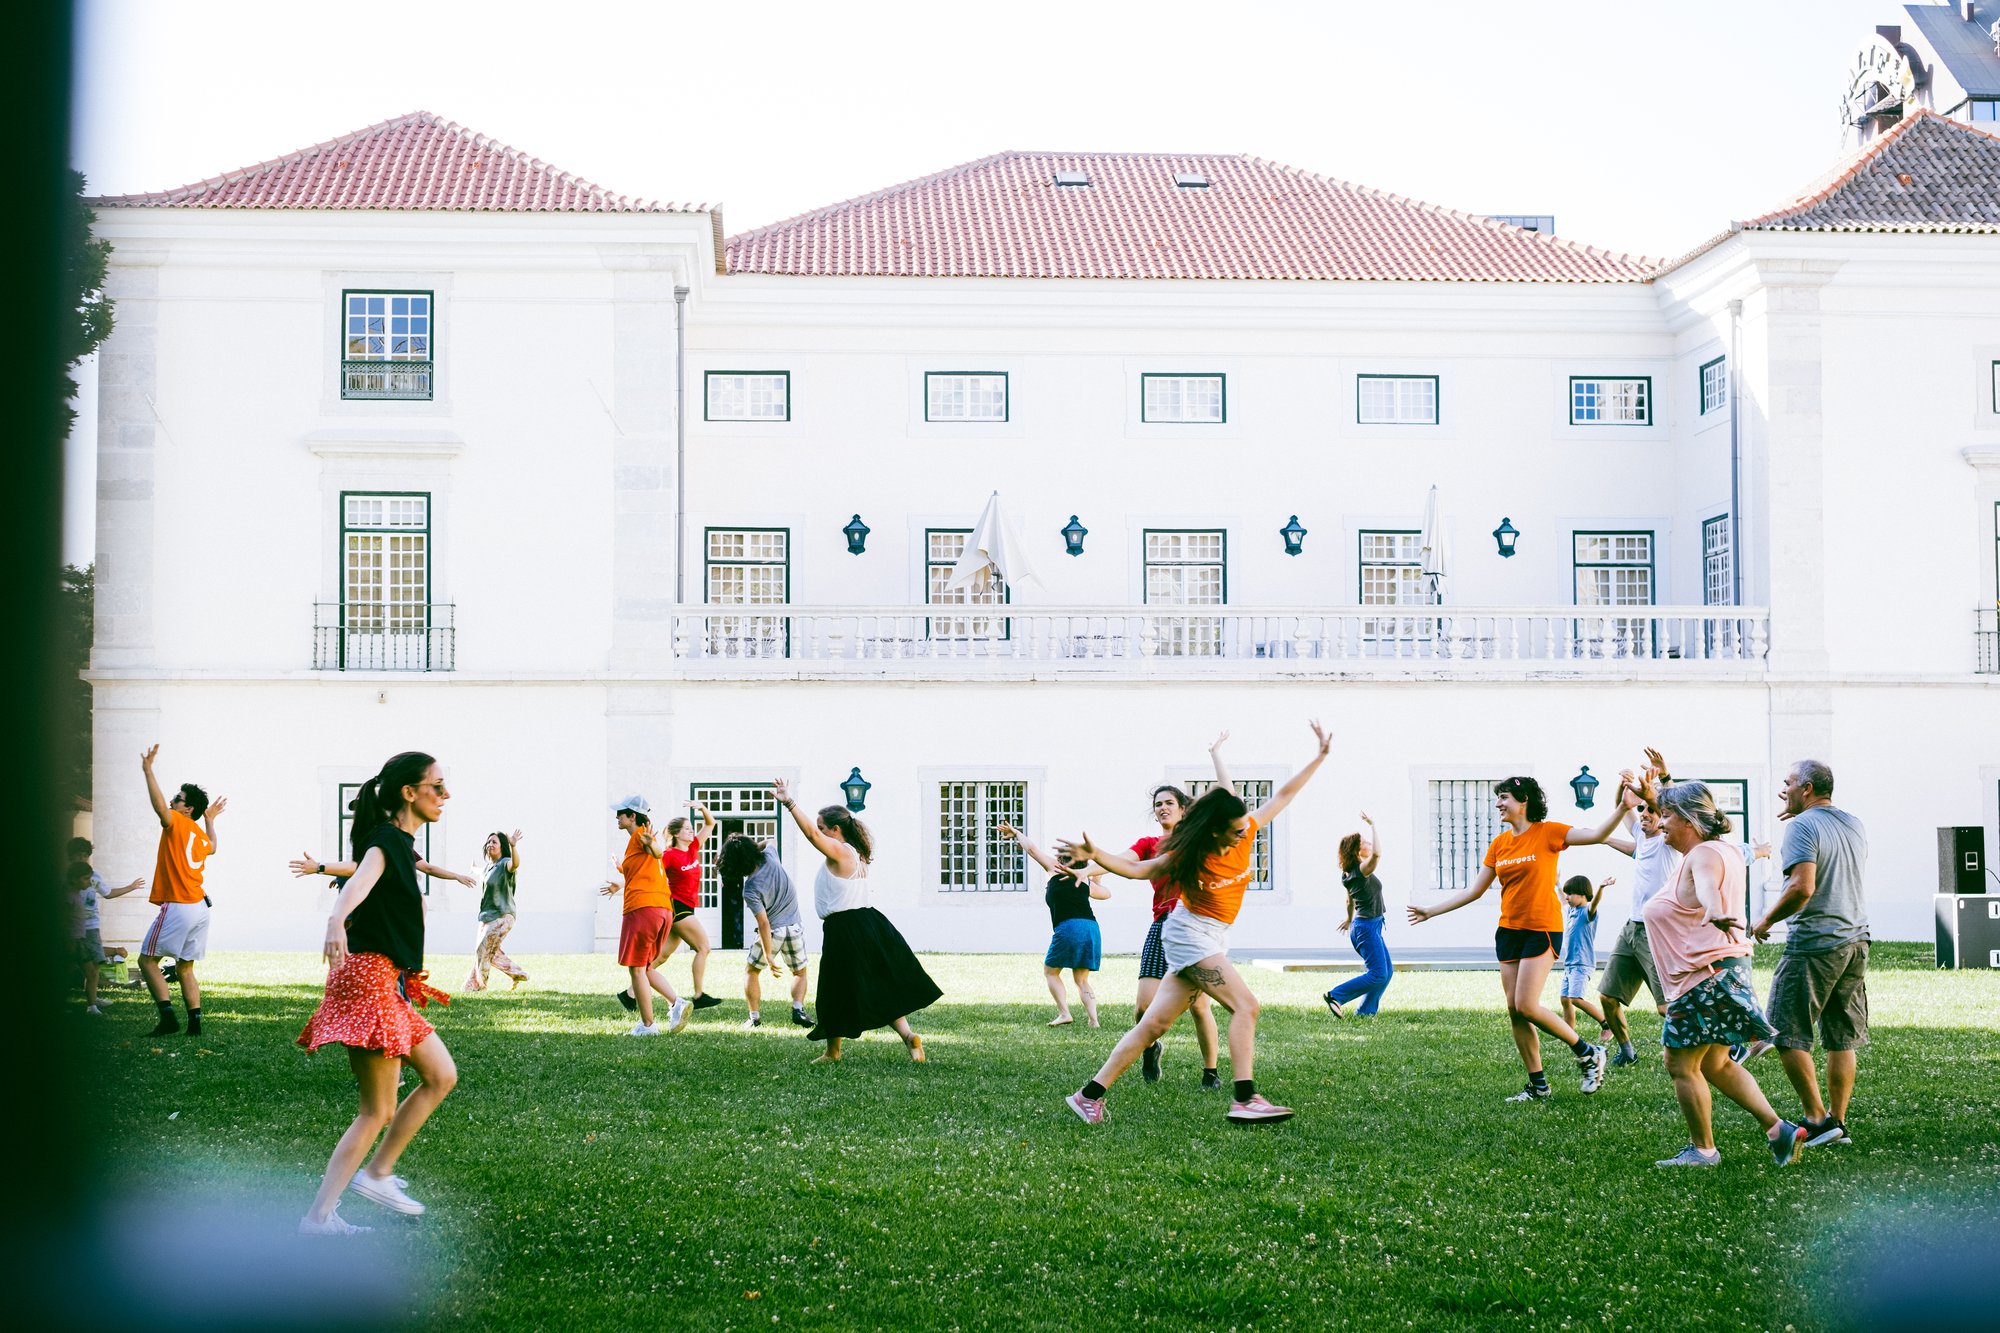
[1570,376,1651,425]
[342,290,432,401]
[1357,375,1439,425]
[334,491,440,670]
[1699,356,1727,415]
[925,372,1008,422]
[1140,373,1225,423]
[1144,529,1225,657]
[937,780,1029,891]
[704,528,790,658]
[1358,530,1425,605]
[1187,777,1274,890]
[1991,360,1998,413]
[705,371,790,422]
[1702,515,1732,607]
[926,529,1009,640]
[689,783,785,915]
[1573,531,1655,607]
[338,782,432,889]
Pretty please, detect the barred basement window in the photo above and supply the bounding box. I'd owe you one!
[938,781,1028,891]
[1141,374,1225,423]
[1187,778,1274,889]
[1570,376,1651,425]
[705,528,789,657]
[705,372,790,422]
[926,373,1008,422]
[1429,779,1505,892]
[1699,356,1727,415]
[342,291,432,400]
[1356,375,1439,425]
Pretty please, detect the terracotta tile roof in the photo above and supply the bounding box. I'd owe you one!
[92,111,703,213]
[725,151,1656,282]
[1736,110,2000,233]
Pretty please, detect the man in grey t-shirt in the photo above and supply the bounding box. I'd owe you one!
[741,845,813,1029]
[1750,759,1868,1148]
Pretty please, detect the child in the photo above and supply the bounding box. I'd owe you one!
[70,860,146,1013]
[1559,874,1612,1034]
[1000,824,1113,1027]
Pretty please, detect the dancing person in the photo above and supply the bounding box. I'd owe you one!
[296,752,460,1234]
[1557,875,1611,1034]
[1645,782,1806,1168]
[597,797,689,1036]
[1062,721,1333,1127]
[721,834,814,1030]
[1598,762,1678,1067]
[1323,811,1394,1019]
[1406,775,1626,1101]
[137,745,226,1038]
[1130,770,1224,1088]
[68,841,145,1015]
[1747,760,1869,1148]
[465,830,528,991]
[773,779,938,1064]
[622,800,722,1013]
[1000,824,1112,1027]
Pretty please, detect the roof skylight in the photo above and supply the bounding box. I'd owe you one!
[1053,171,1090,186]
[1173,172,1210,188]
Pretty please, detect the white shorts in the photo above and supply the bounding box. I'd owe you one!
[1159,903,1230,975]
[141,901,210,962]
[747,922,809,972]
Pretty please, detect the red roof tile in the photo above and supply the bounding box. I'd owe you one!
[92,111,703,214]
[725,151,1656,282]
[1735,110,2000,233]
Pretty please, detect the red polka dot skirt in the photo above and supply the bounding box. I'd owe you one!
[297,951,448,1059]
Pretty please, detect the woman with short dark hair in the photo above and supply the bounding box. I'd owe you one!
[1407,775,1628,1101]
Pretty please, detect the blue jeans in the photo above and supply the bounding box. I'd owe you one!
[1329,916,1394,1015]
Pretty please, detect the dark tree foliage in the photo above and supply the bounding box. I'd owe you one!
[61,169,114,438]
[58,564,92,805]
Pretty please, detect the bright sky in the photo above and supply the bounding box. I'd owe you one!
[64,0,1910,562]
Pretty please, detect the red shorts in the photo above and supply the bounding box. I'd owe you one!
[619,906,672,967]
[296,952,447,1059]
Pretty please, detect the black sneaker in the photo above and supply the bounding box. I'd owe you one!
[147,1015,180,1038]
[1769,1119,1808,1166]
[1801,1116,1851,1147]
[1199,1070,1223,1092]
[1141,1041,1163,1083]
[162,965,178,985]
[1505,1082,1553,1102]
[693,993,724,1010]
[615,989,637,1013]
[790,1007,815,1028]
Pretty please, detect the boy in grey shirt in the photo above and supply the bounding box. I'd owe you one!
[1750,759,1868,1149]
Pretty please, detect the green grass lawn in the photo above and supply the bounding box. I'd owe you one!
[79,943,2000,1331]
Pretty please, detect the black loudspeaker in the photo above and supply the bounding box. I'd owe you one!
[1935,895,2000,969]
[1938,827,1985,894]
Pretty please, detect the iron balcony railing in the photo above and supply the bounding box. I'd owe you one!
[1979,607,1998,675]
[666,604,1771,670]
[313,602,455,672]
[341,359,433,401]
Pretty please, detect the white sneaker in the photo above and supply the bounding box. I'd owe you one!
[84,1004,103,1016]
[626,1022,661,1037]
[1579,1043,1608,1094]
[347,1170,425,1216]
[666,999,691,1033]
[743,1014,762,1029]
[298,1209,372,1235]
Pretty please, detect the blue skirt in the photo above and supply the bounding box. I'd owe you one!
[1045,918,1102,970]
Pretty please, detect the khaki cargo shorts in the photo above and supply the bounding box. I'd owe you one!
[1768,938,1869,1052]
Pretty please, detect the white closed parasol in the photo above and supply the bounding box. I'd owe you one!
[947,491,1042,591]
[1417,485,1448,603]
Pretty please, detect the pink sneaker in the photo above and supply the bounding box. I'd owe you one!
[1065,1091,1106,1125]
[1227,1094,1295,1124]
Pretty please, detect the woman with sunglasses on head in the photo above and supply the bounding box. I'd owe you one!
[1407,775,1628,1102]
[296,753,459,1235]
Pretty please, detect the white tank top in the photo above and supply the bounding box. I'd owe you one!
[813,859,870,918]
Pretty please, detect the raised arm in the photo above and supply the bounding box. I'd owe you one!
[1248,720,1332,826]
[1566,783,1636,847]
[772,779,851,868]
[507,829,524,873]
[1208,731,1235,796]
[1590,875,1614,915]
[1408,865,1494,924]
[1056,833,1166,881]
[998,823,1064,876]
[103,876,148,900]
[416,859,478,888]
[1085,873,1114,902]
[203,797,227,853]
[322,847,388,968]
[141,745,172,828]
[1357,811,1380,877]
[690,802,717,843]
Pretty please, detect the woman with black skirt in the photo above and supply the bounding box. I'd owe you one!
[773,778,939,1064]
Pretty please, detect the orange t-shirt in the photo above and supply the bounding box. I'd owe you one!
[1179,815,1262,926]
[620,830,673,914]
[1482,821,1572,931]
[150,810,213,905]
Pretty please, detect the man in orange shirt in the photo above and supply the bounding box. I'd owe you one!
[138,744,227,1038]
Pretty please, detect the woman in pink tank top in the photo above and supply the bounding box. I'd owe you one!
[1643,782,1806,1169]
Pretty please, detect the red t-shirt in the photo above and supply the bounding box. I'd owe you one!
[1131,836,1178,920]
[661,838,702,909]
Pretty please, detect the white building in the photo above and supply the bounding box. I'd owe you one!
[1844,2,2000,145]
[83,105,2000,962]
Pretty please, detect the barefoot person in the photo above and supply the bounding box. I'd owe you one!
[465,830,528,991]
[136,745,226,1038]
[296,752,460,1234]
[774,779,938,1064]
[1747,760,1870,1149]
[1406,776,1625,1102]
[597,797,689,1036]
[1000,824,1112,1027]
[720,834,814,1030]
[1323,812,1394,1019]
[1063,721,1333,1127]
[1646,782,1806,1168]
